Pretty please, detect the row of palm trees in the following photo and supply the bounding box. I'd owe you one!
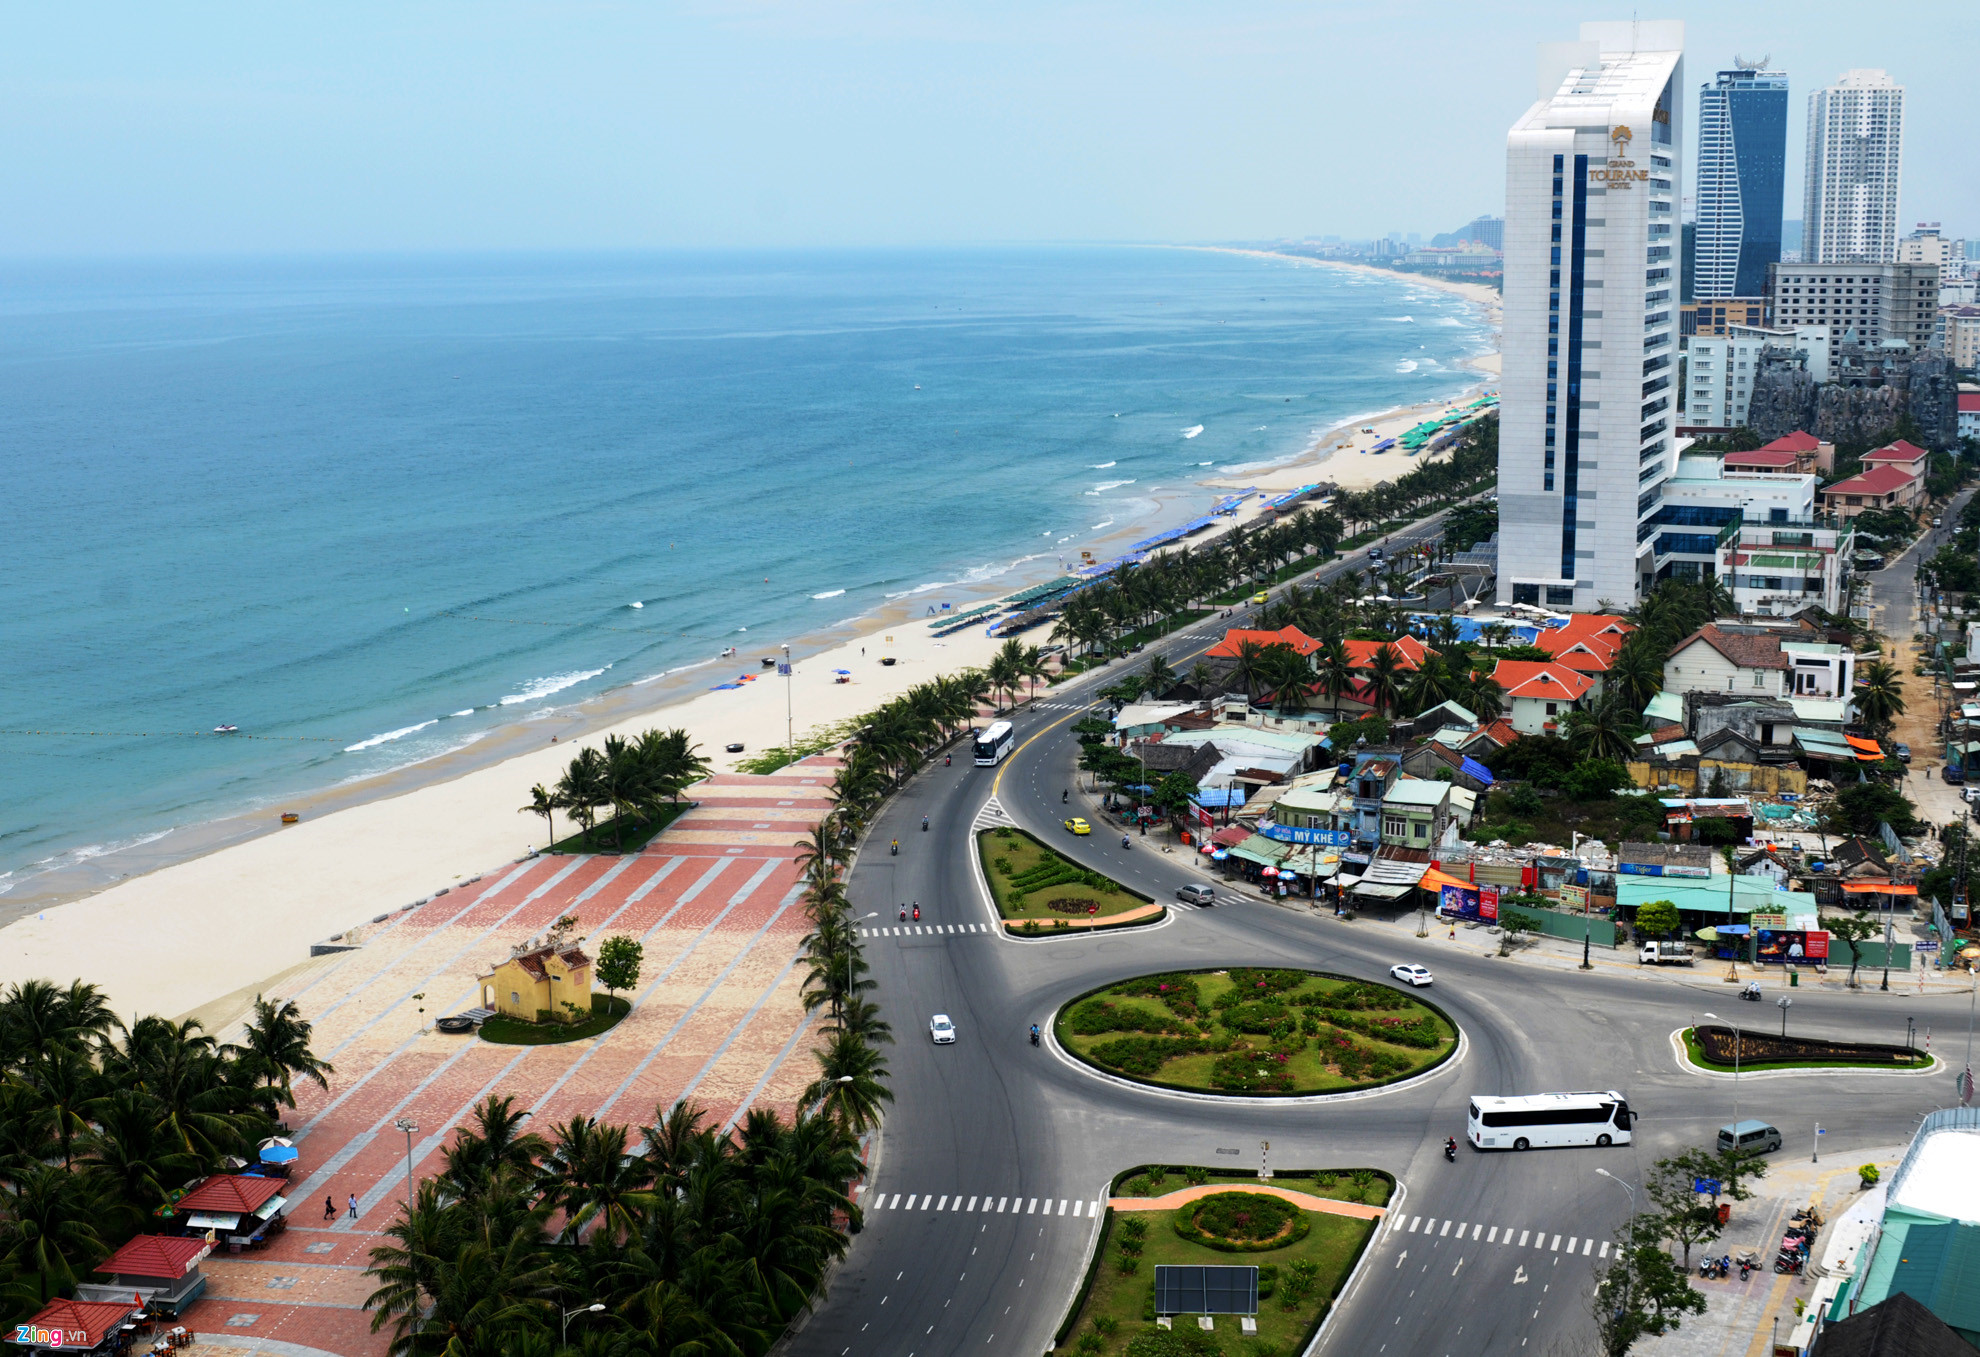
[0,982,331,1312]
[522,729,713,851]
[363,1093,864,1356]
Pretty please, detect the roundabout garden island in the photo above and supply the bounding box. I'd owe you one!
[1055,968,1457,1095]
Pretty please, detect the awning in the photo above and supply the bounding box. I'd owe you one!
[1418,867,1475,893]
[253,1195,288,1220]
[1843,881,1918,895]
[1352,882,1415,901]
[185,1212,242,1231]
[1844,735,1884,761]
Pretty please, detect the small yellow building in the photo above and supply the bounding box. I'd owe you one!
[479,939,593,1023]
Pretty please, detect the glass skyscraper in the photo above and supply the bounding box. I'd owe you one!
[1694,65,1788,299]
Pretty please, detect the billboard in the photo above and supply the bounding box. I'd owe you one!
[1257,821,1352,846]
[1439,882,1500,922]
[1754,928,1829,964]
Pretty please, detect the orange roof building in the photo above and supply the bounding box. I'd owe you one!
[1491,660,1595,736]
[1532,614,1632,680]
[1204,626,1322,659]
[1342,635,1433,672]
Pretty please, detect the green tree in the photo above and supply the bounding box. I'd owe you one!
[1854,660,1906,737]
[1633,899,1680,940]
[595,936,644,1004]
[519,783,557,851]
[1818,910,1882,988]
[1364,643,1405,717]
[803,1031,893,1133]
[1643,1152,1724,1267]
[1496,910,1539,956]
[227,994,334,1111]
[1590,1215,1707,1357]
[1563,691,1641,762]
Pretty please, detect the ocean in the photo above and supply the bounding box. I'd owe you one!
[0,246,1491,898]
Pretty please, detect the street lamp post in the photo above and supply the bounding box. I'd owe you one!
[781,644,793,763]
[1594,1167,1636,1226]
[562,1303,605,1345]
[393,1117,417,1211]
[1704,1011,1741,1138]
[1777,995,1792,1039]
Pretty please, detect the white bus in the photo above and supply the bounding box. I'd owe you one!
[1467,1091,1634,1151]
[973,720,1016,766]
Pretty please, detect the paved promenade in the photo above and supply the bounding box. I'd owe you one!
[187,760,839,1353]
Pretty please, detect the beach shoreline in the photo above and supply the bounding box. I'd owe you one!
[0,255,1502,1019]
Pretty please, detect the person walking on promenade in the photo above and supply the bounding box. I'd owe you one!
[348,1193,359,1220]
[324,1196,335,1222]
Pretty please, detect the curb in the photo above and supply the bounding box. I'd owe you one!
[967,817,1174,945]
[1308,1179,1408,1357]
[1046,1011,1467,1108]
[1665,1028,1946,1082]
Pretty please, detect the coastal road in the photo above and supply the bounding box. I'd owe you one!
[790,513,1963,1357]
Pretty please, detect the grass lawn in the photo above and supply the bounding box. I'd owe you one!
[1055,1191,1374,1357]
[1057,969,1455,1096]
[481,994,631,1045]
[1679,1027,1931,1073]
[979,827,1151,923]
[545,801,692,854]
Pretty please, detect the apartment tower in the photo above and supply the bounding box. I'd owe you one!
[1802,70,1904,264]
[1694,62,1788,298]
[1498,21,1684,609]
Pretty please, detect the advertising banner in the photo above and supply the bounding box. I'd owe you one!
[1559,884,1588,912]
[1257,821,1352,846]
[1754,928,1829,964]
[1480,885,1500,921]
[1439,882,1479,919]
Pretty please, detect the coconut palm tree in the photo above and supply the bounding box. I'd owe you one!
[826,995,894,1047]
[1462,674,1506,723]
[802,1031,893,1133]
[519,783,557,850]
[227,994,334,1111]
[1315,638,1356,714]
[535,1116,656,1245]
[1364,644,1406,718]
[1606,638,1666,712]
[1855,660,1906,737]
[1258,645,1314,713]
[1399,653,1459,716]
[1142,654,1178,700]
[0,1164,110,1305]
[553,745,609,841]
[1226,640,1273,703]
[1562,690,1641,761]
[442,1095,550,1199]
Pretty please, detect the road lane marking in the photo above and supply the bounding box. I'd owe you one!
[1058,1200,1068,1215]
[1408,1216,1421,1231]
[936,1196,948,1210]
[1518,1231,1529,1246]
[1550,1235,1561,1251]
[967,1196,977,1210]
[904,1195,916,1209]
[1472,1224,1484,1240]
[1440,1221,1452,1237]
[1028,1198,1039,1214]
[1582,1239,1594,1255]
[1599,1241,1609,1258]
[1487,1227,1497,1242]
[997,1197,1007,1212]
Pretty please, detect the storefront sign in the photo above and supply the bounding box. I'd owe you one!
[1559,884,1587,911]
[1256,821,1351,846]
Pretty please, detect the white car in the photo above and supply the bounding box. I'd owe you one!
[1390,964,1434,988]
[930,1013,956,1044]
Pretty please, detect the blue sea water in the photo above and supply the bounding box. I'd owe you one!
[0,247,1489,894]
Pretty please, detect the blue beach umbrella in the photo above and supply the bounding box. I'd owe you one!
[258,1137,299,1164]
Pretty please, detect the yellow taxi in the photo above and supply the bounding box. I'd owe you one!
[1250,591,1269,605]
[1063,817,1091,835]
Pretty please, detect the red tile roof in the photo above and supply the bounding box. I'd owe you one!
[1959,393,1980,413]
[1205,626,1322,659]
[1761,430,1820,452]
[1670,624,1787,670]
[1723,448,1802,470]
[1343,635,1432,672]
[1863,438,1929,465]
[1490,660,1594,701]
[176,1174,284,1215]
[96,1235,211,1280]
[1211,824,1252,847]
[1821,464,1920,497]
[1533,614,1632,674]
[18,1299,140,1349]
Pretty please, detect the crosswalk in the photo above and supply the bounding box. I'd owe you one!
[1028,702,1093,712]
[858,1189,1103,1218]
[861,923,994,937]
[1388,1214,1613,1260]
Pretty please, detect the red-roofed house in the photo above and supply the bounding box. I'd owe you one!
[1532,614,1633,690]
[1818,462,1925,519]
[1962,392,1980,443]
[1342,635,1432,672]
[77,1235,211,1313]
[1204,626,1323,659]
[1861,439,1931,477]
[1721,447,1803,475]
[10,1298,141,1352]
[1757,430,1833,476]
[1490,660,1595,736]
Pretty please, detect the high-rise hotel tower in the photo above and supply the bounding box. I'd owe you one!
[1498,21,1684,610]
[1694,63,1788,298]
[1802,70,1904,264]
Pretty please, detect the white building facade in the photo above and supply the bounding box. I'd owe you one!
[1498,21,1685,609]
[1802,70,1905,265]
[1686,324,1830,426]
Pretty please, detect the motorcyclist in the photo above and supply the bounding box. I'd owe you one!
[890,839,899,855]
[912,904,920,921]
[899,905,907,922]
[945,753,951,766]
[1444,1136,1457,1160]
[922,815,929,831]
[1121,834,1131,849]
[1029,1024,1040,1046]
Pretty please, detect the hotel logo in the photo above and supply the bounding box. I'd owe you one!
[1588,125,1648,187]
[1610,125,1633,152]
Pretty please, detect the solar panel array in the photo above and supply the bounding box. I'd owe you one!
[1154,1264,1259,1315]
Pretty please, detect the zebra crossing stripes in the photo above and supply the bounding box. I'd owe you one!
[1393,1215,1610,1260]
[972,796,1016,831]
[856,1189,1103,1218]
[863,923,992,937]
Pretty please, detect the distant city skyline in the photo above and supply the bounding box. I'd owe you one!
[0,3,1973,254]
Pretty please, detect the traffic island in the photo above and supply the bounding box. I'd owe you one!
[978,826,1163,935]
[1054,969,1456,1095]
[1677,1025,1934,1074]
[1050,1165,1388,1357]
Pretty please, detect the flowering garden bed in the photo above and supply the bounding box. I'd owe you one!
[1053,968,1457,1096]
[1689,1025,1929,1070]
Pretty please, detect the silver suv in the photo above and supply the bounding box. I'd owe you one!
[1175,884,1217,907]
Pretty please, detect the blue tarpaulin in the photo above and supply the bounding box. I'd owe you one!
[1460,757,1495,786]
[1192,789,1246,809]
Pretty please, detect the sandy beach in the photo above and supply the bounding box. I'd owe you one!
[0,250,1501,1024]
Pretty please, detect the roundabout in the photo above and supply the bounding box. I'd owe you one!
[1053,967,1458,1096]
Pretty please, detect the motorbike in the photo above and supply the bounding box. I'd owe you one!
[912,905,920,921]
[1121,835,1132,849]
[899,906,907,922]
[1443,1140,1456,1163]
[890,840,899,856]
[1062,790,1069,803]
[1738,981,1763,1001]
[1029,1027,1040,1047]
[922,816,929,832]
[945,754,951,766]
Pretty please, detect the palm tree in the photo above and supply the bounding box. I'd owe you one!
[1562,690,1640,761]
[226,994,333,1111]
[1364,644,1405,718]
[1226,640,1273,703]
[1856,660,1906,736]
[1,1165,109,1304]
[1187,660,1216,699]
[80,1087,196,1231]
[1142,654,1178,700]
[1463,674,1506,723]
[1399,653,1459,716]
[802,1031,893,1133]
[1257,645,1314,713]
[536,1116,656,1245]
[442,1095,549,1199]
[1606,639,1666,712]
[1315,638,1356,714]
[519,783,557,851]
[554,745,609,841]
[364,1183,559,1356]
[1022,645,1050,702]
[826,995,894,1046]
[100,1015,257,1163]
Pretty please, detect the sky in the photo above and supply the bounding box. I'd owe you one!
[1,1,1974,254]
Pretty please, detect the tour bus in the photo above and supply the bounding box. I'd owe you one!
[973,720,1016,766]
[1467,1091,1634,1151]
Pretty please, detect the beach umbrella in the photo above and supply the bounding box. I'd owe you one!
[1260,867,1278,877]
[1211,849,1228,861]
[834,669,851,675]
[1695,927,1720,942]
[257,1137,298,1164]
[1198,843,1215,854]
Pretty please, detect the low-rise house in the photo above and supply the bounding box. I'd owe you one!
[77,1235,211,1314]
[1342,752,1404,848]
[1617,840,1717,879]
[1204,626,1324,660]
[1720,519,1857,617]
[1663,623,1793,698]
[1748,429,1833,476]
[479,933,594,1023]
[1531,614,1633,693]
[1127,738,1222,788]
[1151,725,1329,800]
[1111,701,1210,745]
[1491,660,1595,736]
[1381,778,1452,851]
[1780,640,1858,698]
[1399,741,1496,794]
[1819,463,1926,520]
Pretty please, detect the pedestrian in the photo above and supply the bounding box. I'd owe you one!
[323,1195,335,1222]
[348,1193,359,1220]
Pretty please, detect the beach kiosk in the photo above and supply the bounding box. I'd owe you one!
[8,1298,142,1353]
[76,1235,211,1315]
[173,1173,288,1252]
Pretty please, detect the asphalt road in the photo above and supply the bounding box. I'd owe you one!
[788,514,1965,1357]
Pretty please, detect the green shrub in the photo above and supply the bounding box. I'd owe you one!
[1123,1176,1151,1197]
[1184,1165,1207,1186]
[1125,1330,1222,1357]
[1189,1191,1296,1242]
[994,857,1013,876]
